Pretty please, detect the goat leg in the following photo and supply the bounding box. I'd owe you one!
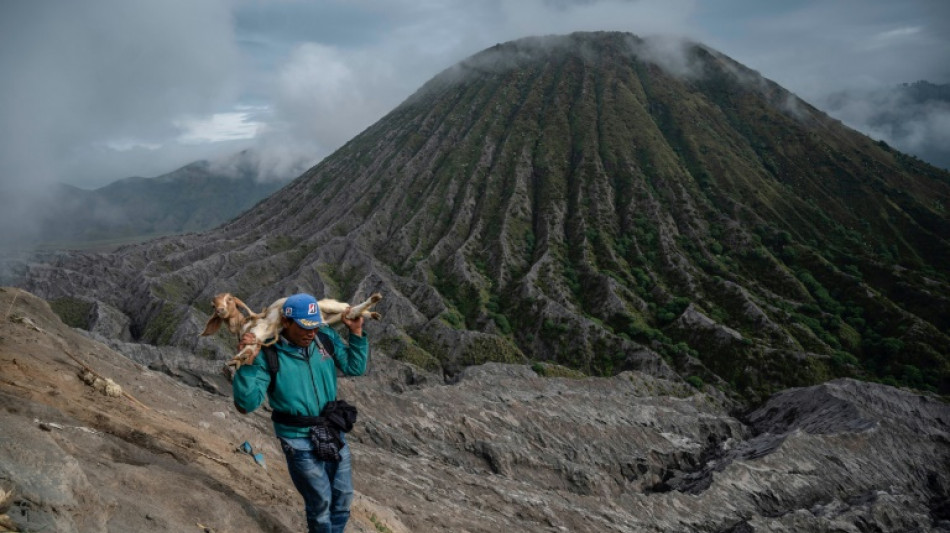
[227,342,262,370]
[345,293,383,319]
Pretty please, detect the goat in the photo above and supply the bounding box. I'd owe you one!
[225,292,383,370]
[316,292,383,325]
[227,296,287,370]
[200,293,259,337]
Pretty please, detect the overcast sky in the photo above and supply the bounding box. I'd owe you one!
[1,0,949,199]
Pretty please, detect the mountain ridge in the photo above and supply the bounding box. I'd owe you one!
[31,151,291,250]
[6,31,950,402]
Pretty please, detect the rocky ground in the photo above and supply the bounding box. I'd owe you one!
[1,286,949,532]
[0,288,402,533]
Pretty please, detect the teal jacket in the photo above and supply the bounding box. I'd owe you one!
[232,326,368,438]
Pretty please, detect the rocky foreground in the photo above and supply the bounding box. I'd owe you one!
[1,287,948,532]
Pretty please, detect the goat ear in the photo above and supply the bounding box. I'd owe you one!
[201,315,222,336]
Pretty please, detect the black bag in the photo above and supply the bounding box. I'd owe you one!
[273,400,358,462]
[309,421,344,462]
[321,400,358,433]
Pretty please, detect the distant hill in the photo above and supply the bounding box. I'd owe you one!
[10,31,950,402]
[37,153,291,249]
[823,80,950,170]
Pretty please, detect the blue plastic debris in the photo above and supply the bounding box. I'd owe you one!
[239,440,265,468]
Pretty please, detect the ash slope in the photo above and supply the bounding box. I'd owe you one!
[9,32,950,400]
[2,288,949,532]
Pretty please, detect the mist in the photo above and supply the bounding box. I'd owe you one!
[1,0,948,250]
[818,82,950,170]
[0,0,239,248]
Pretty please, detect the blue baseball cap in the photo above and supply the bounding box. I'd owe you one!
[282,293,323,329]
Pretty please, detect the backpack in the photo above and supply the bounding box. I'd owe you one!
[262,330,336,394]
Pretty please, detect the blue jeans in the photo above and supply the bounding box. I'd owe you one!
[279,433,353,533]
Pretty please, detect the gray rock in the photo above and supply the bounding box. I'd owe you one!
[86,299,133,341]
[343,358,950,532]
[2,288,949,533]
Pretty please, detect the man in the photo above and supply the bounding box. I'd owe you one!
[233,292,368,533]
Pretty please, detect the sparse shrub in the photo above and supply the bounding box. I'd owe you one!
[795,269,843,315]
[842,264,862,279]
[531,362,585,379]
[460,336,523,366]
[369,513,393,533]
[49,297,93,329]
[900,364,924,388]
[686,375,704,389]
[881,375,900,387]
[627,322,666,342]
[491,312,512,335]
[880,337,904,356]
[441,309,464,329]
[831,350,859,367]
[563,262,582,295]
[665,342,698,359]
[846,316,866,330]
[542,319,569,335]
[394,341,441,372]
[657,297,690,325]
[143,305,180,345]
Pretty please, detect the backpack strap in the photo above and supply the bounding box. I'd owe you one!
[263,344,280,395]
[315,330,336,360]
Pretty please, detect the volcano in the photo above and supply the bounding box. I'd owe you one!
[10,32,950,401]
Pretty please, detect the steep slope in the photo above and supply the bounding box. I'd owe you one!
[8,32,950,401]
[3,287,949,532]
[0,288,402,533]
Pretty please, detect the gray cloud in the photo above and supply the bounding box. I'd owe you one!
[247,0,950,182]
[2,0,948,249]
[700,0,950,99]
[246,0,700,178]
[0,0,239,247]
[821,83,950,170]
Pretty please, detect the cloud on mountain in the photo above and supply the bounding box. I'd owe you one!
[1,0,948,249]
[820,82,950,170]
[0,0,240,247]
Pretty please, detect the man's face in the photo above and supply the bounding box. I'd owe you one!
[283,319,316,348]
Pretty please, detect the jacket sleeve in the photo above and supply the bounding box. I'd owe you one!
[232,354,272,413]
[329,328,369,376]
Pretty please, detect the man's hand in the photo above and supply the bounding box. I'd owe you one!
[341,307,364,337]
[238,333,261,358]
